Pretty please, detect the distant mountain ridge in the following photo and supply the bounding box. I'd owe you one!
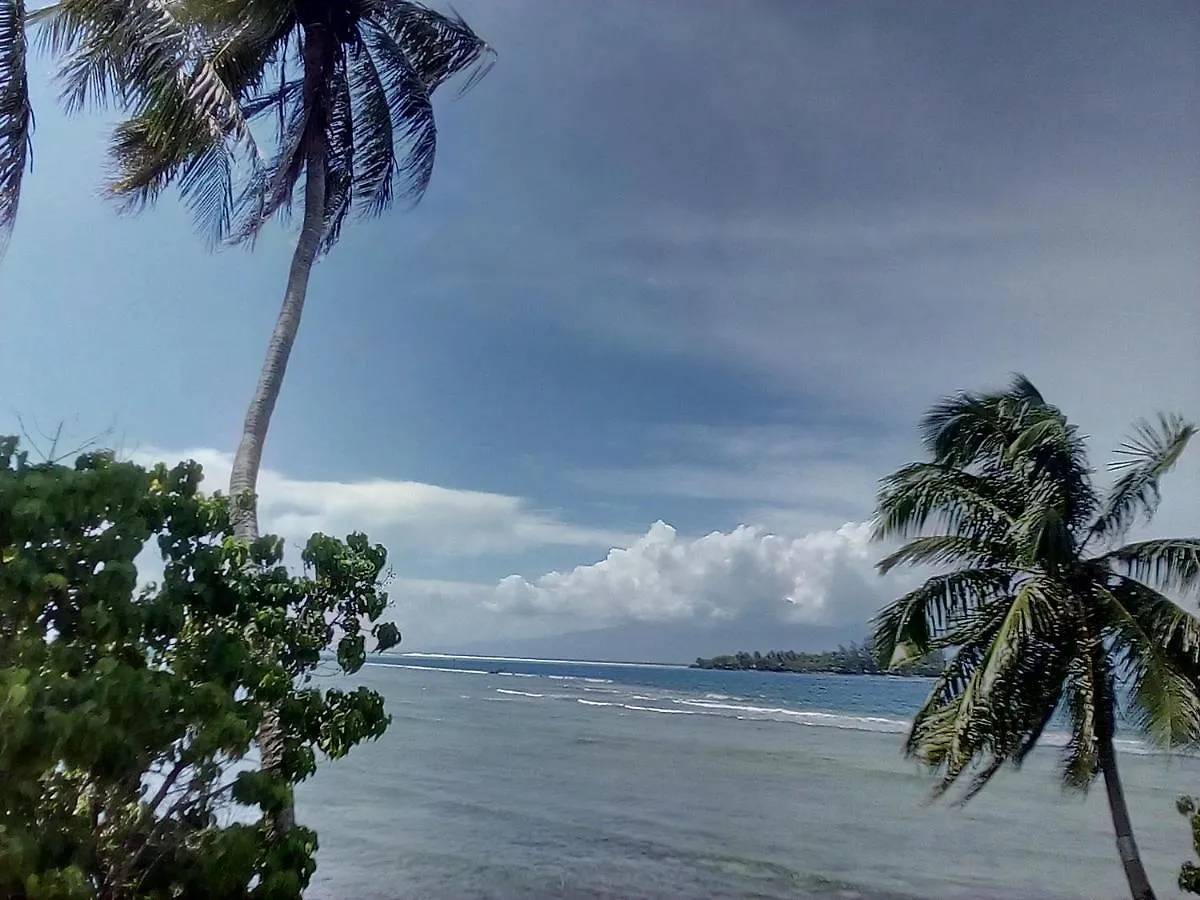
[431,620,866,665]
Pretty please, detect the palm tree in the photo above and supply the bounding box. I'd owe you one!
[30,0,491,836]
[872,375,1200,900]
[41,0,491,538]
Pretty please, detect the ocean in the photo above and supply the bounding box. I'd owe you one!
[298,655,1200,899]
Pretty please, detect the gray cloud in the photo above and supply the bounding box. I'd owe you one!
[440,0,1199,541]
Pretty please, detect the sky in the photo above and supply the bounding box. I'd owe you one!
[1,1,1197,658]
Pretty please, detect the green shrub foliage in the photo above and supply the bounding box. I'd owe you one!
[0,438,400,899]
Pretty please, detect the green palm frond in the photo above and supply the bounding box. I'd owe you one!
[877,535,1014,574]
[367,0,493,93]
[1099,580,1200,747]
[1061,652,1102,790]
[1101,538,1200,599]
[920,374,1046,468]
[1090,414,1196,545]
[872,568,1011,667]
[0,0,31,252]
[34,0,256,141]
[873,462,1016,542]
[976,578,1061,693]
[1009,499,1075,570]
[357,17,437,205]
[321,50,354,249]
[346,36,395,213]
[908,605,1069,803]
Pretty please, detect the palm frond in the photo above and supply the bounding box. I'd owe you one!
[1009,499,1074,571]
[872,568,1011,667]
[243,78,303,119]
[1100,538,1200,599]
[358,16,437,203]
[231,90,309,243]
[321,50,353,250]
[1090,414,1196,545]
[920,374,1046,468]
[1099,579,1200,747]
[0,0,31,252]
[878,535,1013,575]
[365,0,492,92]
[35,0,256,145]
[1002,403,1096,535]
[976,578,1061,694]
[1061,652,1102,790]
[345,37,394,214]
[106,86,248,245]
[176,139,237,246]
[872,462,1016,543]
[909,614,1067,804]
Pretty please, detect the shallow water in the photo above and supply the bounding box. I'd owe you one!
[299,657,1200,899]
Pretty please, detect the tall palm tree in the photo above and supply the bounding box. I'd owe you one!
[872,375,1200,900]
[39,0,490,539]
[31,0,491,836]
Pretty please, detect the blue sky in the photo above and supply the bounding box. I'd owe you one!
[1,1,1197,654]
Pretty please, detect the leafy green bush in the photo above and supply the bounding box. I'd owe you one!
[1178,797,1200,893]
[0,438,400,899]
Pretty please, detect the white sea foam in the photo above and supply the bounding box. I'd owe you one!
[496,689,544,698]
[621,704,698,715]
[367,662,490,676]
[577,699,616,707]
[397,653,685,669]
[671,698,910,733]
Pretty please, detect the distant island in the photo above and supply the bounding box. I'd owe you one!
[691,641,945,677]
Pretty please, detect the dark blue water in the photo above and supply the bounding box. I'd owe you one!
[376,652,932,719]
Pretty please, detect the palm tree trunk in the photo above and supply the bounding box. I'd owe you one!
[1098,734,1156,900]
[228,24,330,839]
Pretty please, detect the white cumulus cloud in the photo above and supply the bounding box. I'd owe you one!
[485,519,884,626]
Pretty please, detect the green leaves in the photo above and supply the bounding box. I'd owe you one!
[0,439,400,898]
[0,0,31,255]
[374,621,401,652]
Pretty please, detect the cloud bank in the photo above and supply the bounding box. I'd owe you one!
[487,520,882,627]
[131,447,632,558]
[127,447,895,647]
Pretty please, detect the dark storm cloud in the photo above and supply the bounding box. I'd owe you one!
[450,0,1196,218]
[422,0,1200,546]
[430,1,1198,430]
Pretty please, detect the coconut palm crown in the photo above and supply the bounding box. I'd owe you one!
[872,375,1200,900]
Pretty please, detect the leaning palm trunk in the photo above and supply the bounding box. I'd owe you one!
[64,0,491,845]
[1099,732,1156,900]
[228,24,331,838]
